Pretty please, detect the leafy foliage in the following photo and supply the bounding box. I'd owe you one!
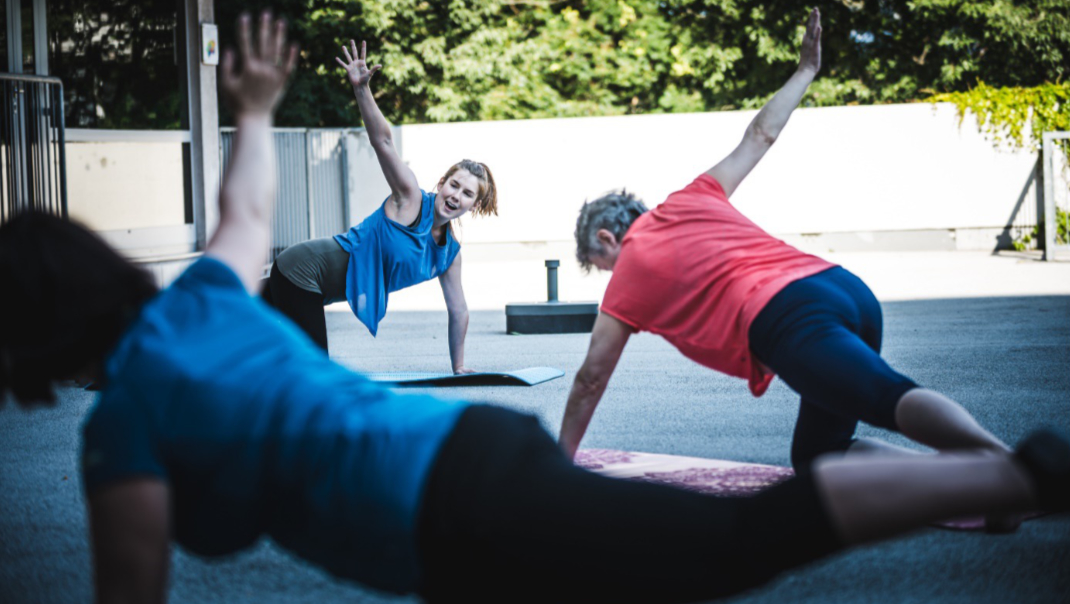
[930,82,1070,157]
[1012,208,1069,251]
[214,0,1070,127]
[929,82,1070,252]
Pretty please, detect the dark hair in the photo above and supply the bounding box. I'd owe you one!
[574,190,649,271]
[0,212,158,407]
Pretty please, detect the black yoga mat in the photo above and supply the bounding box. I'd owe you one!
[365,367,565,387]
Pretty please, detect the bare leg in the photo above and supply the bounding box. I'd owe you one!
[813,451,1035,544]
[895,388,1011,453]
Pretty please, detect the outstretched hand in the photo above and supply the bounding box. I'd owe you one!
[798,8,822,74]
[336,40,382,88]
[220,11,299,117]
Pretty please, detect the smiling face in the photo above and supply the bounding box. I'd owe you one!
[435,168,481,223]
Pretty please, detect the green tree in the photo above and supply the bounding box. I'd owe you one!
[215,0,1070,127]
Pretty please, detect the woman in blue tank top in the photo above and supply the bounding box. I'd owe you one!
[263,40,497,374]
[2,15,1066,604]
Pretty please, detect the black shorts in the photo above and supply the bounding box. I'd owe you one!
[417,405,843,604]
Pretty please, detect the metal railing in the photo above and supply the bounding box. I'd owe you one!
[0,73,67,223]
[220,128,349,261]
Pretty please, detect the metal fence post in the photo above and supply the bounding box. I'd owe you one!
[1042,133,1056,261]
[340,130,350,231]
[1039,131,1070,260]
[304,128,316,240]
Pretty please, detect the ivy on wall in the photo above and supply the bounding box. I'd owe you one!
[930,82,1070,158]
[930,82,1070,250]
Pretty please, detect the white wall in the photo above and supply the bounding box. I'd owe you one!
[66,142,187,232]
[345,102,1039,245]
[333,102,1048,312]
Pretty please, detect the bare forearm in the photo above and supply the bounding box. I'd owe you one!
[219,113,275,226]
[447,310,469,371]
[750,67,816,143]
[352,83,393,148]
[559,371,608,459]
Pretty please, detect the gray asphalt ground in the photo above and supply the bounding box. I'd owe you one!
[2,295,1069,603]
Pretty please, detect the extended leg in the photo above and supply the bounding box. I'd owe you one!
[895,387,1010,453]
[814,450,1034,544]
[419,406,1060,604]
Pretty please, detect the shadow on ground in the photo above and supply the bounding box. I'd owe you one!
[2,296,1068,603]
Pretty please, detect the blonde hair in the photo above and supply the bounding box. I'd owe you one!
[439,159,498,218]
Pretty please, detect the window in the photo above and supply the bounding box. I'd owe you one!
[47,0,196,255]
[48,0,184,129]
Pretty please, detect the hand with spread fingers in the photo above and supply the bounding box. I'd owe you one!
[336,40,382,89]
[219,10,299,116]
[798,7,822,75]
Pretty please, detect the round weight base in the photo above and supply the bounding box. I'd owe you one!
[505,301,599,334]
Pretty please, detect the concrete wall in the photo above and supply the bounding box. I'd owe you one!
[344,102,1040,252]
[66,142,187,232]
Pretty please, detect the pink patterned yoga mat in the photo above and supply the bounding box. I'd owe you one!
[574,449,1041,531]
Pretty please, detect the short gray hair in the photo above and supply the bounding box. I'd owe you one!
[574,190,649,271]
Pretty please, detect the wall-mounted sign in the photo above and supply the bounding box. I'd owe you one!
[201,23,219,66]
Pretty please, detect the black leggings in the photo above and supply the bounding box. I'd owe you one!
[417,406,843,604]
[749,267,918,471]
[262,263,329,352]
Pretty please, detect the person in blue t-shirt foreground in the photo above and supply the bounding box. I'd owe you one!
[262,38,496,370]
[1,11,1069,604]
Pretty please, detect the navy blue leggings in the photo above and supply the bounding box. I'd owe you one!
[749,267,918,471]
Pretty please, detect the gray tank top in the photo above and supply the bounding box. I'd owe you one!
[273,237,348,302]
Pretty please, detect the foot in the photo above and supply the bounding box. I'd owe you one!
[1014,428,1070,511]
[983,512,1023,534]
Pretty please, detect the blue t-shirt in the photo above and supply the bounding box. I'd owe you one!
[81,257,469,593]
[334,190,461,336]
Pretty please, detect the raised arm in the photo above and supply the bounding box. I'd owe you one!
[336,41,422,225]
[558,312,633,460]
[707,8,822,197]
[438,253,474,374]
[207,12,298,291]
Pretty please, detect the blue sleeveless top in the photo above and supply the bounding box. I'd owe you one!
[333,190,461,336]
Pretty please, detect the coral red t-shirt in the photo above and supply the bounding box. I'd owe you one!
[600,174,836,396]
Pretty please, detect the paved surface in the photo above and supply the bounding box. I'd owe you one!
[2,254,1070,603]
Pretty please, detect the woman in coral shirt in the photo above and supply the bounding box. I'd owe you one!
[559,9,1011,483]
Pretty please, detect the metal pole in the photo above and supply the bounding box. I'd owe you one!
[339,131,350,232]
[305,129,315,240]
[55,81,68,218]
[545,259,559,303]
[1042,133,1057,261]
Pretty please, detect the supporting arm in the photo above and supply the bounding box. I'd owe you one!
[439,253,473,374]
[89,479,171,604]
[559,312,633,459]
